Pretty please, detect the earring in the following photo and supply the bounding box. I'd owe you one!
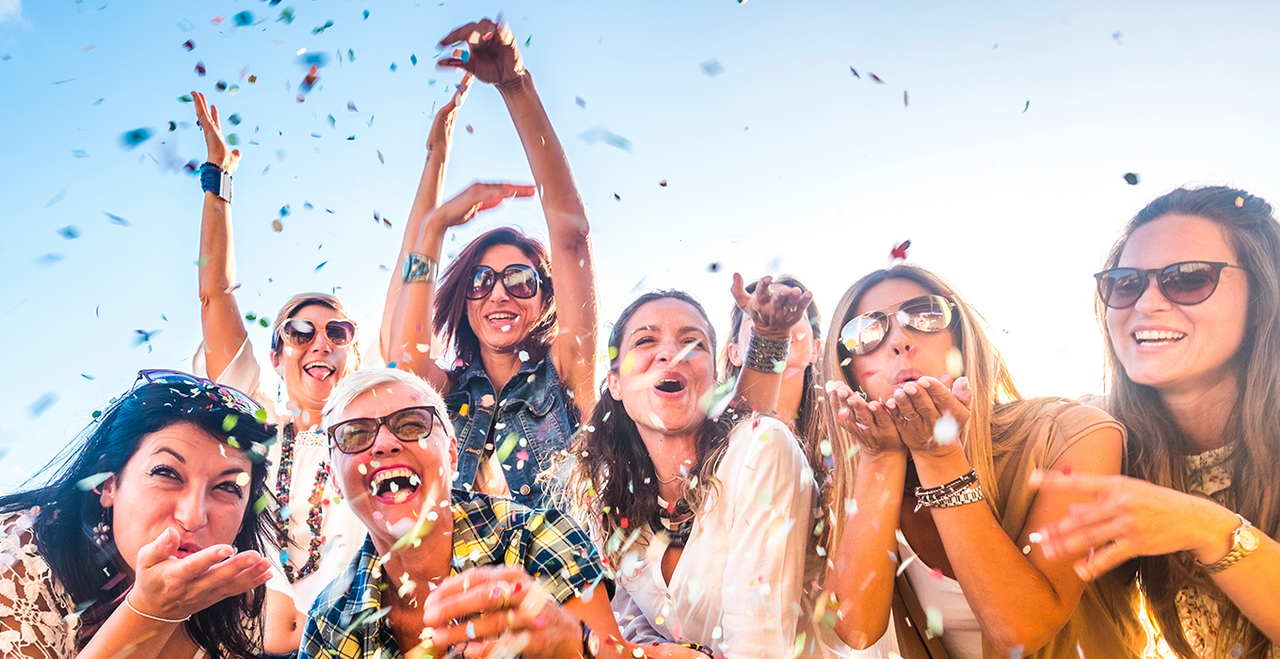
[92,508,112,547]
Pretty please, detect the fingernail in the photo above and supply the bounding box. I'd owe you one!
[904,383,917,395]
[219,546,234,558]
[489,585,503,601]
[919,379,931,388]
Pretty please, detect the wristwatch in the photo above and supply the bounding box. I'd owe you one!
[200,161,233,203]
[1197,513,1261,574]
[580,620,601,659]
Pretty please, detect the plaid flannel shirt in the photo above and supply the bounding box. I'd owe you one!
[298,491,606,659]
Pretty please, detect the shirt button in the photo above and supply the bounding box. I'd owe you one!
[520,485,531,496]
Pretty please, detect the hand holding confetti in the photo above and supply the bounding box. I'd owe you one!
[884,375,972,458]
[418,566,581,658]
[436,17,527,89]
[191,91,240,173]
[826,378,907,459]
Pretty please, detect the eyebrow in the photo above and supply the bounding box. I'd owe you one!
[629,325,708,337]
[154,447,249,477]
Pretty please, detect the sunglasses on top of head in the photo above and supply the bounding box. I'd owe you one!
[1093,261,1246,310]
[327,406,446,454]
[467,264,540,300]
[274,318,358,349]
[838,294,957,357]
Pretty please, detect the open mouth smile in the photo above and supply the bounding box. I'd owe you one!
[1133,329,1186,347]
[369,466,422,504]
[304,361,336,381]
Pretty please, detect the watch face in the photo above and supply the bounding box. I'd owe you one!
[1240,526,1262,552]
[586,631,601,656]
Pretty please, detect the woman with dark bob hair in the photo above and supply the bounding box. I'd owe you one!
[386,17,597,509]
[0,370,275,659]
[1035,187,1280,657]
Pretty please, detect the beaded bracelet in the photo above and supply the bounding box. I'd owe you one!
[914,469,982,512]
[681,642,716,657]
[744,331,790,373]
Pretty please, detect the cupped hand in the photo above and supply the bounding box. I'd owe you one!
[191,91,240,173]
[427,73,473,153]
[127,527,271,622]
[418,566,579,659]
[730,273,812,340]
[826,379,907,459]
[437,18,525,87]
[1029,470,1234,581]
[883,376,971,457]
[426,181,537,230]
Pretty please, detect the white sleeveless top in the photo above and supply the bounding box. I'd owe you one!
[899,536,982,659]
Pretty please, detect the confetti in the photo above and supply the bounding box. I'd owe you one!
[613,193,621,201]
[103,212,131,226]
[1236,196,1245,208]
[312,20,334,35]
[347,101,358,112]
[933,412,959,445]
[315,261,328,271]
[376,150,384,164]
[890,239,911,262]
[45,188,67,207]
[945,347,964,378]
[72,150,88,158]
[1123,172,1140,185]
[1112,31,1123,45]
[58,226,80,239]
[233,11,254,27]
[1023,100,1030,113]
[411,54,418,66]
[247,75,257,84]
[849,66,860,79]
[194,61,206,76]
[706,262,721,272]
[82,43,94,52]
[700,59,724,76]
[362,9,369,19]
[121,128,154,149]
[278,7,295,24]
[575,96,586,108]
[869,72,885,84]
[182,39,195,51]
[465,124,473,134]
[178,94,193,103]
[659,180,668,187]
[75,472,111,491]
[27,392,59,419]
[215,80,228,92]
[272,220,283,232]
[925,605,944,637]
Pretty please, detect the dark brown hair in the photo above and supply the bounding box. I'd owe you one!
[1099,186,1280,659]
[433,227,557,370]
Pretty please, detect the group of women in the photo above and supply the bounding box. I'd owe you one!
[1,15,1277,659]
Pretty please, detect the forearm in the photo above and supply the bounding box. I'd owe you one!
[915,450,1075,653]
[197,191,248,378]
[388,221,447,377]
[1190,499,1280,640]
[380,147,450,360]
[497,73,587,233]
[831,453,907,650]
[76,606,180,659]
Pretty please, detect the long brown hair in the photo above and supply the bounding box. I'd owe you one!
[1099,186,1280,659]
[433,227,557,370]
[821,265,1024,531]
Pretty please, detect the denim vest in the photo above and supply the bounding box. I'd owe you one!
[444,354,578,509]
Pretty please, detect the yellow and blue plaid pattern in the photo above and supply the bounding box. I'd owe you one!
[298,491,606,659]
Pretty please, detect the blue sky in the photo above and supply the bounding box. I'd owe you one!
[2,0,1279,487]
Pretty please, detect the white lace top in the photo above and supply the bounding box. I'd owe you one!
[0,510,80,659]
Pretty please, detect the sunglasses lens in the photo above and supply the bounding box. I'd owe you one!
[283,319,317,345]
[389,408,435,441]
[840,314,888,356]
[468,267,496,300]
[332,420,377,453]
[898,296,954,332]
[502,266,539,299]
[1161,262,1221,304]
[1099,269,1145,309]
[325,320,357,346]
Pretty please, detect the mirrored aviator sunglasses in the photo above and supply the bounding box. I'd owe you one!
[839,294,956,356]
[1094,261,1243,309]
[327,406,443,454]
[278,318,358,348]
[467,264,540,300]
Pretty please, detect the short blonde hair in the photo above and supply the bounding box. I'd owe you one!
[322,368,448,434]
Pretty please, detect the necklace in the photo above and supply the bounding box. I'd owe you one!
[654,495,695,549]
[655,471,684,485]
[274,424,328,584]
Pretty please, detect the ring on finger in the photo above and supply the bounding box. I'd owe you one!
[506,609,516,628]
[901,412,919,421]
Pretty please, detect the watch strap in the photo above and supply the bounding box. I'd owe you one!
[200,161,233,203]
[1197,513,1258,574]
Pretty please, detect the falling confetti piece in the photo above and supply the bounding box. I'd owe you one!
[52,78,79,85]
[272,220,283,232]
[45,188,67,207]
[933,412,959,444]
[28,392,59,418]
[700,58,725,76]
[312,20,334,35]
[233,11,254,27]
[945,347,964,378]
[465,124,473,134]
[82,43,95,51]
[1023,100,1030,113]
[362,9,369,19]
[376,150,384,164]
[849,66,860,79]
[659,180,668,187]
[904,90,909,107]
[411,54,418,66]
[315,261,328,271]
[1236,196,1245,208]
[327,114,335,128]
[575,96,586,108]
[1112,31,1122,45]
[869,72,885,84]
[58,226,81,239]
[707,262,721,273]
[72,149,89,158]
[248,74,257,84]
[182,39,195,51]
[178,94,193,103]
[226,133,239,145]
[347,101,358,112]
[121,128,154,149]
[890,239,911,261]
[1123,172,1140,185]
[613,193,621,201]
[75,472,112,491]
[926,605,944,637]
[278,7,295,23]
[389,62,397,72]
[215,80,228,92]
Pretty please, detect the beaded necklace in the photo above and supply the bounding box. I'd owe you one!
[274,423,329,584]
[654,495,695,548]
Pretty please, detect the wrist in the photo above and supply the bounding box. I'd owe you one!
[911,447,970,486]
[1189,501,1245,564]
[496,70,532,96]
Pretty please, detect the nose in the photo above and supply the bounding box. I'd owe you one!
[887,319,914,356]
[369,424,402,457]
[489,279,512,303]
[1132,273,1173,314]
[173,487,210,532]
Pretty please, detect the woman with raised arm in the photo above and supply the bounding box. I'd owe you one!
[0,370,274,659]
[562,290,842,659]
[190,91,367,654]
[385,18,598,509]
[821,265,1139,658]
[1033,187,1280,658]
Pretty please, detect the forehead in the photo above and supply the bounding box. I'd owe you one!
[342,384,433,421]
[132,421,251,472]
[622,298,712,337]
[478,243,536,269]
[290,303,344,323]
[1119,214,1236,267]
[854,279,935,316]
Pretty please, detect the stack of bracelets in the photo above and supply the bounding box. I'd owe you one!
[914,468,985,512]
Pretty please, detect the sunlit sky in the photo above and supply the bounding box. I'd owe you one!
[3,0,1278,488]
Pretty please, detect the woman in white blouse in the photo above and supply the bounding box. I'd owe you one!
[561,290,839,659]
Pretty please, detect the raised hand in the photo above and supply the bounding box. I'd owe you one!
[418,566,579,659]
[191,91,240,173]
[127,527,271,622]
[884,376,971,457]
[730,273,812,339]
[427,73,473,154]
[436,18,525,88]
[826,379,907,459]
[426,182,537,231]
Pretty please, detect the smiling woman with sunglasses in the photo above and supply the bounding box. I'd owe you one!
[820,265,1137,658]
[1032,187,1280,658]
[190,91,368,654]
[381,18,598,510]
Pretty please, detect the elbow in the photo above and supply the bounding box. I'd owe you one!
[984,619,1065,657]
[836,621,889,651]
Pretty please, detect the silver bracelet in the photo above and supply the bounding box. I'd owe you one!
[402,253,438,284]
[915,483,985,512]
[125,593,190,624]
[744,331,790,373]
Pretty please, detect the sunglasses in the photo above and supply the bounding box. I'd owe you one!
[839,295,956,357]
[327,406,445,454]
[275,318,358,349]
[467,264,540,300]
[1094,261,1245,309]
[137,369,266,422]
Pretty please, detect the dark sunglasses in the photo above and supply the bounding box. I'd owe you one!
[137,369,266,422]
[275,318,358,349]
[327,406,445,454]
[467,264,539,300]
[1094,261,1245,309]
[839,295,956,357]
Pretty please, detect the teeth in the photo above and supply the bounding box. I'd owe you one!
[371,467,418,490]
[1135,330,1186,341]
